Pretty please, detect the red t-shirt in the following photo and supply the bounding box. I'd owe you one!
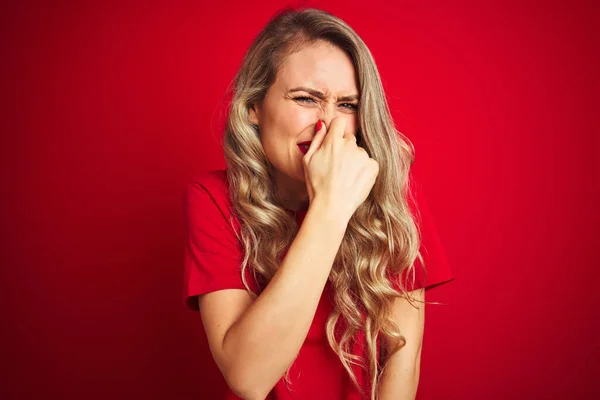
[183,169,454,399]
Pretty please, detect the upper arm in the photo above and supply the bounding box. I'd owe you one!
[383,288,425,361]
[182,175,258,374]
[378,288,425,400]
[183,177,256,309]
[389,171,454,294]
[383,172,453,357]
[198,289,254,373]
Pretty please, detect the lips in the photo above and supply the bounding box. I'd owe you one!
[297,141,312,154]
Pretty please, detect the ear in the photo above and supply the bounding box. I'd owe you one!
[248,103,260,125]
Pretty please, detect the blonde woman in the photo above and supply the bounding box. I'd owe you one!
[183,7,453,400]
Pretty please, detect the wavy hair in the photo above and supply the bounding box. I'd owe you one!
[223,7,433,399]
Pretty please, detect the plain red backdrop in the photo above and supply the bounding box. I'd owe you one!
[1,0,599,399]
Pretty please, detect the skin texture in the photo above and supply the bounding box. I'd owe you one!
[249,40,360,211]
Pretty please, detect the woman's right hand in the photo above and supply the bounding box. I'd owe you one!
[302,117,379,221]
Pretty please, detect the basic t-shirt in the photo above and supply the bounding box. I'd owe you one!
[183,169,454,399]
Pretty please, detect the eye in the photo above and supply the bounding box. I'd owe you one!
[293,96,316,104]
[340,103,358,111]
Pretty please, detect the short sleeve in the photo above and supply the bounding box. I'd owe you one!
[391,174,454,292]
[183,179,247,311]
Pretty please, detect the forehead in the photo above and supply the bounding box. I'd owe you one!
[274,41,358,95]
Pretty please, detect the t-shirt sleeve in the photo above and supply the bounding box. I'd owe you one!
[391,174,454,292]
[182,179,247,312]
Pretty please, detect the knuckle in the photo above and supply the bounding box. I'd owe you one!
[371,160,380,172]
[357,146,369,157]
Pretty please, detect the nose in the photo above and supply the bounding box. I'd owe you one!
[317,103,339,128]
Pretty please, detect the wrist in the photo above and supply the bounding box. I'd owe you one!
[307,198,352,232]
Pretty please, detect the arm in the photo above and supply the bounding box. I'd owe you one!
[377,288,425,400]
[199,202,349,400]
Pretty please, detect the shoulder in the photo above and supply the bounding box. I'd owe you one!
[406,168,455,290]
[186,169,230,204]
[188,169,229,195]
[184,169,239,230]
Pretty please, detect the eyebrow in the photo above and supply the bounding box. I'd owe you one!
[288,86,359,102]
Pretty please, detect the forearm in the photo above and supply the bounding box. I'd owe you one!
[222,202,348,398]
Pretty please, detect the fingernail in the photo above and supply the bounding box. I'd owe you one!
[316,120,322,132]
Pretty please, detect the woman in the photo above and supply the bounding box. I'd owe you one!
[183,7,453,400]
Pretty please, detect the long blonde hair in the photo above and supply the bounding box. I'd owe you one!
[223,7,431,399]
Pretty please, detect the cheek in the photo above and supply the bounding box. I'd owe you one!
[269,106,312,138]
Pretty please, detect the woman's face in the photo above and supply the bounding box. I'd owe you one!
[249,40,359,205]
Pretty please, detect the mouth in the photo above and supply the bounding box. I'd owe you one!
[297,141,312,154]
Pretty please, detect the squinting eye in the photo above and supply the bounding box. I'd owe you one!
[293,96,316,103]
[341,103,358,110]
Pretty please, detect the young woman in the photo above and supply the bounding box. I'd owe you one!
[183,8,453,400]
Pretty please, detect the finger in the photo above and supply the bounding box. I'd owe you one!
[322,117,347,148]
[303,159,314,200]
[342,121,359,143]
[344,132,357,143]
[304,120,328,162]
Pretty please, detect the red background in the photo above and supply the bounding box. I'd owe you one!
[1,1,599,399]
